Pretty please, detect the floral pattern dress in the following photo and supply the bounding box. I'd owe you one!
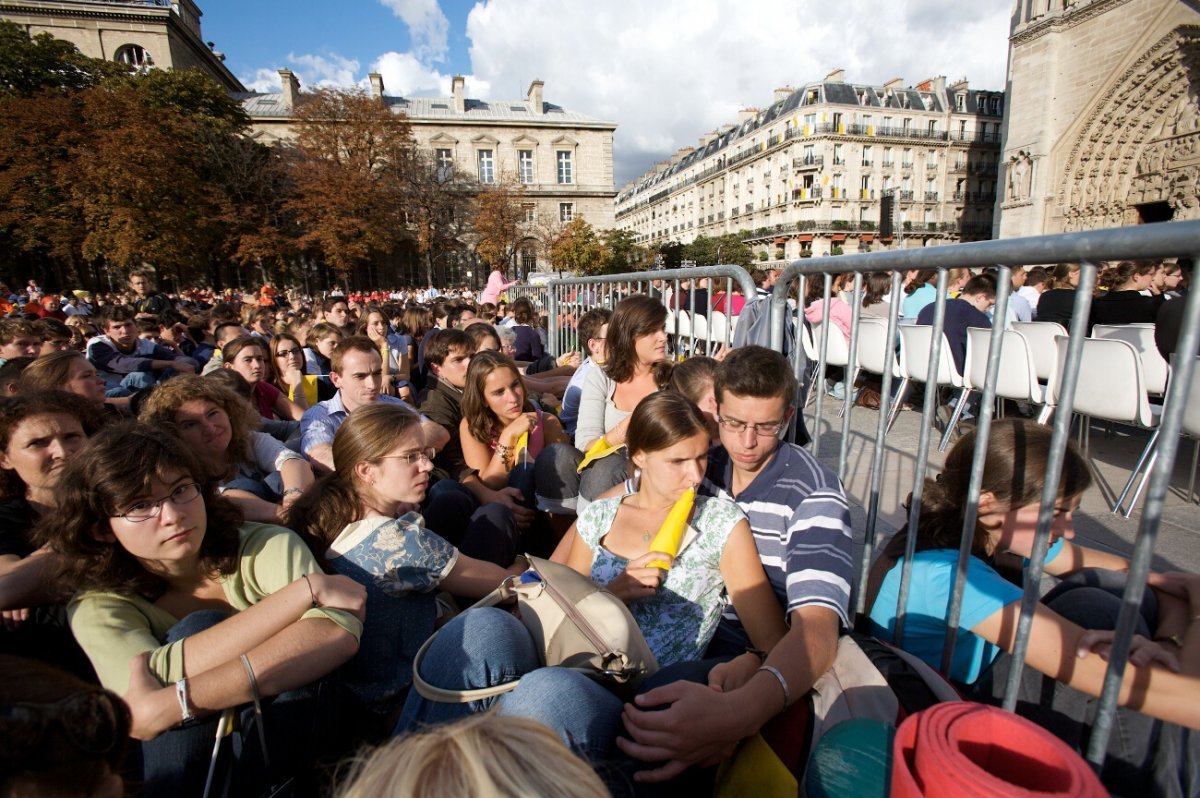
[577,494,746,667]
[325,512,458,713]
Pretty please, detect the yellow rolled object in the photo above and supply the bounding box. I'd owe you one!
[645,487,695,570]
[514,430,529,462]
[576,436,624,473]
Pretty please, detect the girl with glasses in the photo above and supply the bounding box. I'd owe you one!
[269,332,335,410]
[221,336,304,422]
[284,402,528,724]
[38,422,366,796]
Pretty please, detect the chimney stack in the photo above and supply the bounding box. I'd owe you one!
[451,75,465,113]
[527,79,544,114]
[824,68,845,82]
[738,107,758,124]
[773,86,793,103]
[369,72,385,100]
[278,68,300,107]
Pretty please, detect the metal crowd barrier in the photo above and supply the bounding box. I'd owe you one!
[506,284,548,310]
[539,265,756,358]
[764,220,1200,770]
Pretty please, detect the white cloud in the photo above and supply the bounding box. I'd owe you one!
[378,0,450,63]
[370,51,489,98]
[239,52,363,93]
[462,0,1012,186]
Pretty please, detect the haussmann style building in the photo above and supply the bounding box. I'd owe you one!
[614,70,1005,261]
[997,0,1200,237]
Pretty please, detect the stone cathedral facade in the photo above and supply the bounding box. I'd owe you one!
[998,0,1200,236]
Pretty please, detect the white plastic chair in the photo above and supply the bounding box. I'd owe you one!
[1091,324,1169,396]
[707,310,729,353]
[1181,357,1200,505]
[844,317,899,418]
[806,321,854,405]
[885,325,965,434]
[1013,320,1067,382]
[1047,336,1161,516]
[939,328,1045,451]
[689,312,709,355]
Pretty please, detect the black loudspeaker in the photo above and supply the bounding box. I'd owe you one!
[880,192,895,238]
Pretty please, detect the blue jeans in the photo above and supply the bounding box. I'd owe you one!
[423,480,518,567]
[396,607,730,790]
[104,370,156,398]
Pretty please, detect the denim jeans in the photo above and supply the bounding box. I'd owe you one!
[104,370,156,398]
[422,479,518,567]
[138,610,360,798]
[396,606,731,794]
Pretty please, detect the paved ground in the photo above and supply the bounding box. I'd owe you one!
[801,398,1200,579]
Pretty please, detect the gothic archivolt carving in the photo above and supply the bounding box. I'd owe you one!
[1058,26,1200,229]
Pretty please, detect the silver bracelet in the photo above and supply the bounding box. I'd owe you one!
[175,677,196,724]
[757,665,790,710]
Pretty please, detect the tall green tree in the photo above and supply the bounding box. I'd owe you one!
[471,177,529,273]
[601,228,648,272]
[0,21,127,97]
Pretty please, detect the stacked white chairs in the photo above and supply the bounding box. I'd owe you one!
[1091,324,1169,397]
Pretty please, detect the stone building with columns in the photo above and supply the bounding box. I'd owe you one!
[239,72,617,275]
[614,71,1004,261]
[0,0,243,91]
[998,0,1200,237]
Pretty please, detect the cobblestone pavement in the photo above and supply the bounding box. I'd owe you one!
[803,402,1200,577]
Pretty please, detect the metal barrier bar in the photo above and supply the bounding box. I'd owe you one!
[1085,275,1200,766]
[542,265,756,357]
[838,273,864,481]
[1001,261,1098,709]
[895,269,949,643]
[942,265,1010,672]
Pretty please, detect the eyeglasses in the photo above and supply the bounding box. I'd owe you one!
[0,690,128,762]
[377,447,436,466]
[116,482,202,523]
[717,416,786,437]
[275,348,301,358]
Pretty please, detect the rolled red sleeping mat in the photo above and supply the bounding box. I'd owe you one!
[891,702,1105,797]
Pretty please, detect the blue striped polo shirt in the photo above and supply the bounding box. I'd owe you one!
[701,442,854,628]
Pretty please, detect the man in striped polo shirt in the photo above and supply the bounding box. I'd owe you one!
[619,345,852,782]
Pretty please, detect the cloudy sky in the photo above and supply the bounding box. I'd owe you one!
[200,0,1015,187]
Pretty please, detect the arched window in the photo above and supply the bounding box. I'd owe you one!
[115,45,152,69]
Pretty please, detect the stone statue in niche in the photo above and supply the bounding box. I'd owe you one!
[1007,150,1032,201]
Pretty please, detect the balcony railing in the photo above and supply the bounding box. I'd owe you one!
[832,157,846,166]
[794,155,824,168]
[898,190,915,201]
[861,160,873,167]
[925,191,940,201]
[791,187,823,201]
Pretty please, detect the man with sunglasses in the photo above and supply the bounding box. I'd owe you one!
[618,345,851,785]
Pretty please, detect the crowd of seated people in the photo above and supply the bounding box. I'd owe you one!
[0,261,1196,797]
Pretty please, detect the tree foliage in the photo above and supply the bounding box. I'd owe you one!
[550,217,608,274]
[286,88,416,281]
[0,21,128,97]
[601,228,648,273]
[406,152,474,286]
[472,177,529,270]
[681,233,754,267]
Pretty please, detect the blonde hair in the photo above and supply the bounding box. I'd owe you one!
[335,714,610,798]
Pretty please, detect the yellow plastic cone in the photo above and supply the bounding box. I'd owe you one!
[513,430,529,463]
[646,487,695,570]
[576,436,623,473]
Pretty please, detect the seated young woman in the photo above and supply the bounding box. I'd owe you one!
[575,294,670,501]
[0,392,101,677]
[866,418,1200,794]
[270,331,335,411]
[139,376,315,523]
[37,423,366,796]
[399,391,785,761]
[466,323,574,405]
[221,335,304,422]
[459,350,582,544]
[303,322,344,378]
[284,402,527,727]
[20,349,129,417]
[357,305,413,402]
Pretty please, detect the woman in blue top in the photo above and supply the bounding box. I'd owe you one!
[866,419,1200,793]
